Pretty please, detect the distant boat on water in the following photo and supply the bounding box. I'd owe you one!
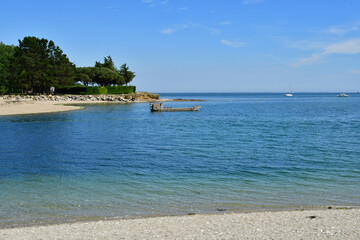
[285,84,293,97]
[337,93,349,97]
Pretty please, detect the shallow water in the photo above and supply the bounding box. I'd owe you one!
[0,93,359,226]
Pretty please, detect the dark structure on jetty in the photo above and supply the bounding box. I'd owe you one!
[150,103,201,112]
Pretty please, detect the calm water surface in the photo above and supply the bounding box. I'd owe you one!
[0,93,359,226]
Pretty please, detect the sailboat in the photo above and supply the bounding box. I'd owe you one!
[284,84,293,97]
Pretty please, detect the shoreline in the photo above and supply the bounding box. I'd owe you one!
[1,205,358,229]
[2,93,359,239]
[0,95,203,116]
[1,208,359,239]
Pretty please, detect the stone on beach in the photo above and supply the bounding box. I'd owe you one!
[0,209,359,240]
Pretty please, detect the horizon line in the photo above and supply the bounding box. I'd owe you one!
[153,91,360,94]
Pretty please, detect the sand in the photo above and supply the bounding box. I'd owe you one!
[0,98,195,116]
[0,99,85,116]
[0,99,152,116]
[0,209,359,239]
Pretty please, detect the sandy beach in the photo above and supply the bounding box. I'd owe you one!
[0,209,359,239]
[0,94,204,116]
[0,99,83,116]
[0,97,171,116]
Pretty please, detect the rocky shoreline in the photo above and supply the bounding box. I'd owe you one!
[0,93,203,116]
[1,93,160,103]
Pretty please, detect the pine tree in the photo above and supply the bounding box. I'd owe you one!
[119,63,135,86]
[12,36,76,94]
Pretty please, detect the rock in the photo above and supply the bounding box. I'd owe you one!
[0,93,159,103]
[216,209,226,212]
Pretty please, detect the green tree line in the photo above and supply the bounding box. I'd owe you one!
[0,36,135,94]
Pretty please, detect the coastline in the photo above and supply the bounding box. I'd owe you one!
[1,208,359,239]
[1,205,357,229]
[2,93,359,239]
[0,94,203,116]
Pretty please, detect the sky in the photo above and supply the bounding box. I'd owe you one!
[1,0,360,92]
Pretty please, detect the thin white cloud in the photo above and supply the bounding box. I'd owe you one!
[324,39,360,54]
[293,38,360,67]
[292,54,322,68]
[209,28,220,35]
[325,22,360,35]
[160,28,176,34]
[142,0,167,8]
[242,0,264,5]
[188,23,219,34]
[289,40,327,51]
[266,54,280,60]
[160,23,218,35]
[349,70,360,74]
[178,7,187,11]
[160,23,220,35]
[220,39,245,48]
[218,21,231,26]
[160,24,188,34]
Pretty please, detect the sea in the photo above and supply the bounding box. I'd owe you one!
[0,93,359,227]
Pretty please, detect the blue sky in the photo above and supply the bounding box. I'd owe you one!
[1,0,360,92]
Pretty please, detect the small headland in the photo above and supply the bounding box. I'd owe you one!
[1,92,203,103]
[1,92,160,103]
[0,92,203,116]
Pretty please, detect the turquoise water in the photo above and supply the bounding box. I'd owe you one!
[0,93,359,227]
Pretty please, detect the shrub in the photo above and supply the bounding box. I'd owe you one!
[99,87,108,94]
[79,87,94,95]
[56,85,132,95]
[86,86,94,94]
[106,86,136,94]
[92,87,99,94]
[56,86,87,94]
[0,86,7,95]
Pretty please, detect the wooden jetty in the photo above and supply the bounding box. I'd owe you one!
[150,103,201,112]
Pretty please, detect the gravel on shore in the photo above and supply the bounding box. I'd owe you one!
[0,209,359,240]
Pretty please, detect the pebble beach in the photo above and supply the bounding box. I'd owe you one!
[1,209,359,240]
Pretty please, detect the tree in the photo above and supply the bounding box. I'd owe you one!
[93,56,134,86]
[12,36,75,94]
[76,67,93,86]
[76,67,124,86]
[12,37,51,93]
[93,67,124,86]
[47,40,76,86]
[95,56,116,72]
[0,42,15,94]
[119,63,135,86]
